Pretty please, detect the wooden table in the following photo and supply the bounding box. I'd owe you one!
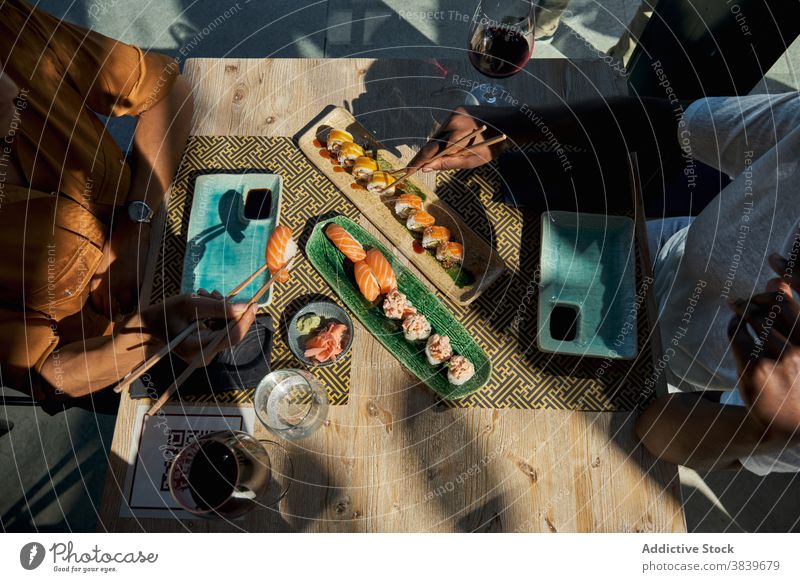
[99,58,686,533]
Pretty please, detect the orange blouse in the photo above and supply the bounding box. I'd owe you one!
[0,0,178,399]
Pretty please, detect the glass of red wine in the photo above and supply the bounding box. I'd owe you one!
[467,0,535,105]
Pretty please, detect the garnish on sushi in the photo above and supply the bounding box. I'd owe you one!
[325,223,366,262]
[353,260,381,302]
[406,210,435,232]
[352,156,378,183]
[382,289,416,320]
[436,241,463,267]
[394,193,423,218]
[402,313,431,342]
[422,225,451,249]
[447,355,475,386]
[425,334,452,365]
[326,128,353,154]
[365,248,397,294]
[304,321,348,364]
[367,171,397,195]
[338,142,365,167]
[266,224,297,283]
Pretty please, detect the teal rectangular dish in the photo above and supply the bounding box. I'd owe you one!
[305,216,491,399]
[181,173,282,306]
[537,211,638,359]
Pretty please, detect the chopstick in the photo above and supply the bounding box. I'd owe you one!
[382,125,486,186]
[113,261,268,394]
[145,256,297,417]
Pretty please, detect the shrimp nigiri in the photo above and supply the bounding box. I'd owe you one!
[353,260,381,302]
[266,224,297,283]
[325,223,366,262]
[365,248,397,294]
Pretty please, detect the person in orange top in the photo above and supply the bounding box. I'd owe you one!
[0,1,255,402]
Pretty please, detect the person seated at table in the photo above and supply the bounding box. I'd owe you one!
[410,92,800,475]
[0,0,256,404]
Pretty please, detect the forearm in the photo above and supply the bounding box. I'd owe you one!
[501,96,686,169]
[39,314,163,398]
[126,74,193,209]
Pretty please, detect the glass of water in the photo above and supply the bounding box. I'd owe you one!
[254,369,329,440]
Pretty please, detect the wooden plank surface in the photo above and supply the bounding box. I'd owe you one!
[98,58,686,533]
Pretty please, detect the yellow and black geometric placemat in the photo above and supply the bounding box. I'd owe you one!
[149,136,357,405]
[151,136,654,411]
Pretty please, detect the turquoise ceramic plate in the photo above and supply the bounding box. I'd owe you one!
[305,216,491,399]
[537,211,637,359]
[181,173,282,306]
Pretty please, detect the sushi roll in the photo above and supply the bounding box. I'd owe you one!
[352,157,378,183]
[353,260,381,302]
[266,225,297,283]
[406,210,435,232]
[425,334,453,365]
[337,142,365,167]
[367,171,397,195]
[447,355,475,386]
[325,223,366,262]
[365,248,397,294]
[402,313,431,342]
[435,241,464,267]
[326,129,353,154]
[422,226,451,249]
[394,194,423,218]
[382,289,416,320]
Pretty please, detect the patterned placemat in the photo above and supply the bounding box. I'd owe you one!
[152,136,655,411]
[149,136,357,405]
[435,146,655,411]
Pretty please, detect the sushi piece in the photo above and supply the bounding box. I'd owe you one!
[325,223,366,262]
[353,260,381,302]
[435,241,464,267]
[367,171,397,195]
[266,224,297,283]
[406,210,435,232]
[402,313,431,342]
[447,355,475,386]
[365,248,397,294]
[382,289,416,320]
[425,334,453,365]
[352,156,378,183]
[422,226,451,249]
[304,322,348,364]
[337,142,365,167]
[326,128,353,154]
[394,193,423,218]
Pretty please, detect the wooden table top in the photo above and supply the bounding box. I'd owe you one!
[98,58,686,533]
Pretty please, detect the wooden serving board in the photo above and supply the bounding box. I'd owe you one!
[297,107,505,305]
[306,216,491,399]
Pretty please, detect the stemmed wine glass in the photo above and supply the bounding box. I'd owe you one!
[467,0,535,104]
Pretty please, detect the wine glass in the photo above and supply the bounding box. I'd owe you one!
[467,0,535,105]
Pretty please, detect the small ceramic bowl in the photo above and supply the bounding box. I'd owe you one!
[287,301,354,368]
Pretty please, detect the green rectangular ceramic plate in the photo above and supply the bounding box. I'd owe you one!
[306,216,491,399]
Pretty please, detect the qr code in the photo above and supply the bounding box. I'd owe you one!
[159,428,214,491]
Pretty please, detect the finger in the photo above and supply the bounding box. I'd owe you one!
[407,135,451,170]
[225,304,258,347]
[430,153,488,171]
[728,315,756,373]
[196,288,210,297]
[731,300,787,359]
[769,253,800,292]
[181,295,248,322]
[746,291,800,343]
[211,290,223,299]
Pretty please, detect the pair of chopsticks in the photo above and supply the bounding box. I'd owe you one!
[381,125,507,192]
[144,256,297,416]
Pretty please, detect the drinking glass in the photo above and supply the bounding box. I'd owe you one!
[254,369,329,440]
[467,0,535,104]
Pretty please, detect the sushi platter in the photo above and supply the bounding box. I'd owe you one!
[297,107,506,306]
[306,215,491,399]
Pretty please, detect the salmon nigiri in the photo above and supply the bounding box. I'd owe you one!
[325,223,366,262]
[266,224,297,283]
[353,260,381,302]
[365,248,397,294]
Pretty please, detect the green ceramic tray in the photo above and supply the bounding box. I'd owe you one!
[305,216,491,399]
